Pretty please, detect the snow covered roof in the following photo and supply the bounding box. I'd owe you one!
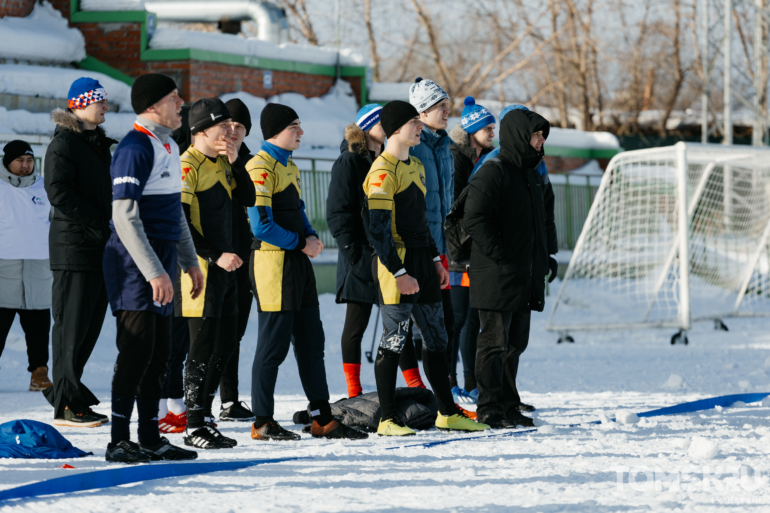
[80,0,146,9]
[148,28,368,68]
[0,64,133,112]
[368,82,411,102]
[0,2,86,63]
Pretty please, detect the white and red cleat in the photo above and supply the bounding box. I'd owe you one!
[159,411,187,434]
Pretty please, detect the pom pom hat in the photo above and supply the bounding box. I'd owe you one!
[68,77,107,110]
[461,96,495,134]
[408,77,448,113]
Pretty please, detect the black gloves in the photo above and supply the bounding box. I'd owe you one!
[548,256,559,283]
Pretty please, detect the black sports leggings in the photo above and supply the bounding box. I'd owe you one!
[340,302,419,371]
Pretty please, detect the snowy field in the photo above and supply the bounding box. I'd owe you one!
[2,284,770,511]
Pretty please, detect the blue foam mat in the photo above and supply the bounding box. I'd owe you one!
[0,456,305,502]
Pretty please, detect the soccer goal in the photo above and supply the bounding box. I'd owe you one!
[547,142,770,344]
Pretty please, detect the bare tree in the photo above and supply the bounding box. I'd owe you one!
[363,0,381,81]
[276,0,320,45]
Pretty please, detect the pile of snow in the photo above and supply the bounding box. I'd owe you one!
[662,373,685,389]
[149,28,367,67]
[80,0,146,9]
[548,127,620,150]
[0,64,133,112]
[688,436,720,460]
[615,410,640,425]
[0,106,136,139]
[0,1,85,63]
[221,79,359,152]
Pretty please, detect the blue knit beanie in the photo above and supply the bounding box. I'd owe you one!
[461,97,495,134]
[356,104,382,132]
[67,77,106,110]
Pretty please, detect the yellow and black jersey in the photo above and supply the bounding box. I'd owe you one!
[247,150,308,252]
[180,146,239,258]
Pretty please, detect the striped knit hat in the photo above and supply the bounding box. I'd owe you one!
[356,104,382,132]
[68,78,107,110]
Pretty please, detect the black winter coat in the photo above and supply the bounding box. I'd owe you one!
[326,124,380,304]
[464,110,551,313]
[44,109,117,271]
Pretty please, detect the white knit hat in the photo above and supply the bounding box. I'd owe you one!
[409,77,448,113]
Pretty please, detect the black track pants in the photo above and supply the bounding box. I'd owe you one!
[185,315,238,428]
[0,308,50,372]
[476,310,530,418]
[220,263,253,404]
[44,269,108,417]
[251,306,329,418]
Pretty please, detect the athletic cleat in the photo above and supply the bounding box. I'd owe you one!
[159,411,187,433]
[468,388,478,403]
[506,411,535,428]
[106,440,151,464]
[377,416,416,437]
[54,407,102,428]
[220,401,256,422]
[310,419,368,440]
[140,436,198,461]
[436,411,490,432]
[251,420,301,441]
[518,402,536,412]
[455,404,477,420]
[183,425,237,449]
[87,408,109,424]
[452,386,476,405]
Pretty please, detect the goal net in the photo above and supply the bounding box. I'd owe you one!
[547,142,770,333]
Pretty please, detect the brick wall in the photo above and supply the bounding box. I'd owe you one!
[49,0,363,104]
[0,0,36,17]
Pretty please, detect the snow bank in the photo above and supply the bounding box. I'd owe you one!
[615,410,640,425]
[0,2,86,63]
[0,107,136,138]
[662,373,685,389]
[149,28,367,67]
[0,64,133,112]
[80,0,146,9]
[221,79,358,152]
[548,127,620,149]
[688,436,720,460]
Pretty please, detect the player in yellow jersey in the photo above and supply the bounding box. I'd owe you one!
[247,103,367,441]
[364,101,489,436]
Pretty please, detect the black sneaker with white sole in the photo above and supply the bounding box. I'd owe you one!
[106,440,151,464]
[220,401,256,422]
[54,407,102,428]
[87,408,109,424]
[140,436,198,461]
[184,425,237,449]
[506,410,536,428]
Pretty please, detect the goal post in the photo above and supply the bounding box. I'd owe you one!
[547,143,770,336]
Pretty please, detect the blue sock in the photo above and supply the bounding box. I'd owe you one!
[111,394,134,445]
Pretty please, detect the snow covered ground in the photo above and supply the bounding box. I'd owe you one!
[2,283,770,511]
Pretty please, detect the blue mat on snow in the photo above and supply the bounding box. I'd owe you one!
[0,420,91,460]
[0,456,306,502]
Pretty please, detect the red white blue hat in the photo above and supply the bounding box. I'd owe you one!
[68,77,107,110]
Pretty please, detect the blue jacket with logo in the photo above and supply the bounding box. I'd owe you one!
[409,128,453,255]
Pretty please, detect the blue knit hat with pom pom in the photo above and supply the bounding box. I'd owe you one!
[461,96,495,134]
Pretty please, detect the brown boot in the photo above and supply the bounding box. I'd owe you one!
[29,366,53,391]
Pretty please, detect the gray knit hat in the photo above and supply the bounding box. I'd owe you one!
[408,77,448,113]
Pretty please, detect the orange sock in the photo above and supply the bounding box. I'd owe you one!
[343,363,362,398]
[402,367,426,389]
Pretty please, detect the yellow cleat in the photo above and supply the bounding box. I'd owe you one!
[377,417,416,437]
[436,413,490,432]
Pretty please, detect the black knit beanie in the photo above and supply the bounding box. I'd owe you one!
[131,73,178,115]
[2,140,33,170]
[188,98,232,135]
[381,100,419,138]
[225,98,252,136]
[260,103,299,140]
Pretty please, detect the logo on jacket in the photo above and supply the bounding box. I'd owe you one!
[225,170,232,185]
[419,173,426,186]
[160,166,170,179]
[182,167,192,179]
[295,174,301,186]
[30,195,45,206]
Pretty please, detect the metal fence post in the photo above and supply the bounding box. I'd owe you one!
[565,174,573,248]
